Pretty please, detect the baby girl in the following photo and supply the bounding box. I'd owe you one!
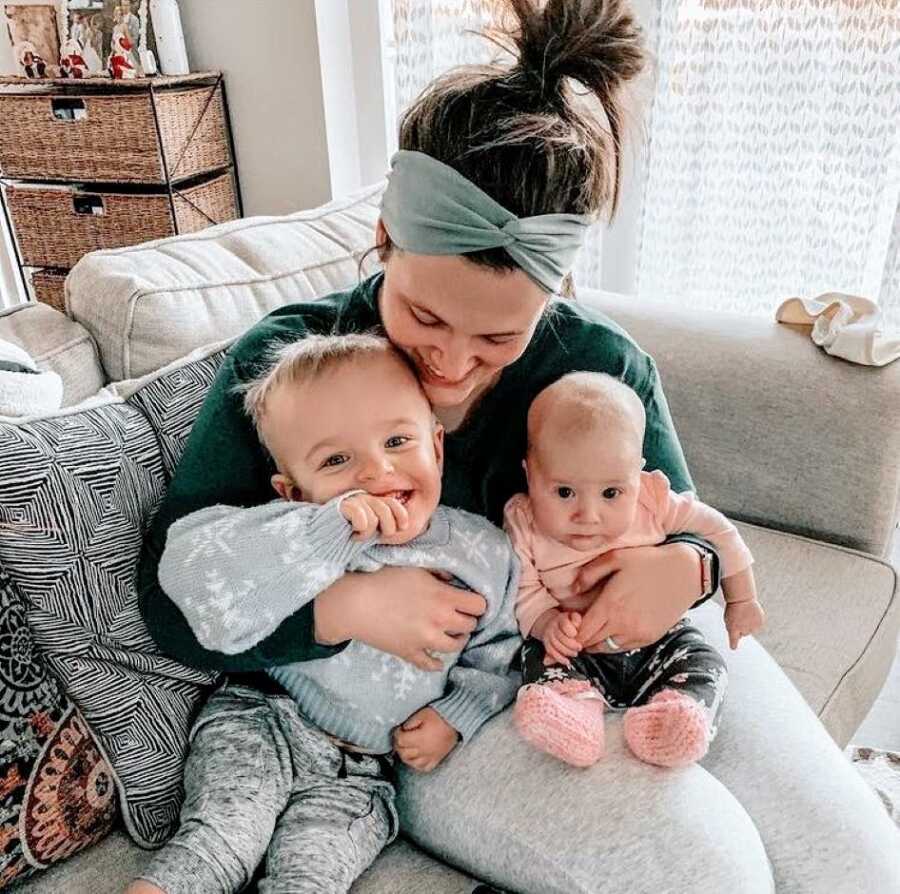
[505,372,765,768]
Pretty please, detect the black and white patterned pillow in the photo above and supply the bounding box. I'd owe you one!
[0,350,226,847]
[129,351,228,481]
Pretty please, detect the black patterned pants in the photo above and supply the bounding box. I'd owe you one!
[521,618,728,736]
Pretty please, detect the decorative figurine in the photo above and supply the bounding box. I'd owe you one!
[17,42,46,78]
[107,27,136,79]
[60,38,87,79]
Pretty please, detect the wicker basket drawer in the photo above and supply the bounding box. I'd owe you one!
[6,172,239,268]
[0,85,230,183]
[30,269,68,313]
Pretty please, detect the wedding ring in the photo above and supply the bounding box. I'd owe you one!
[605,635,621,652]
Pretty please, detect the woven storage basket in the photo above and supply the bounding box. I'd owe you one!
[0,85,229,184]
[6,171,239,268]
[30,270,68,313]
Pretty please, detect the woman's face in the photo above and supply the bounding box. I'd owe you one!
[377,222,548,409]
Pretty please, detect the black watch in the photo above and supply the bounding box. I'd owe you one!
[663,534,721,605]
[684,542,715,597]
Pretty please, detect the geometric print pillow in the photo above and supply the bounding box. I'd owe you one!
[0,569,117,887]
[0,350,225,848]
[127,350,227,481]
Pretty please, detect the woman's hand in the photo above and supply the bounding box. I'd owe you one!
[313,567,486,671]
[574,543,702,652]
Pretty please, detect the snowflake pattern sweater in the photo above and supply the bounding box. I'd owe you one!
[158,493,522,753]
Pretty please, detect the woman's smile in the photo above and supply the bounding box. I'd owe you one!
[415,354,475,388]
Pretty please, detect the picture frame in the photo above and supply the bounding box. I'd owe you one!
[66,0,159,79]
[2,1,67,78]
[1,0,160,79]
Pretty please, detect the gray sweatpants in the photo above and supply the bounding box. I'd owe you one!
[138,683,398,894]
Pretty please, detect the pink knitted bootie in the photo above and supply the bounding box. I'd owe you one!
[513,680,605,768]
[623,689,710,768]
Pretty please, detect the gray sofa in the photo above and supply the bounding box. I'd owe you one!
[3,183,899,893]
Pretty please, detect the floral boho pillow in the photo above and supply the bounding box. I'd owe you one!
[0,569,117,888]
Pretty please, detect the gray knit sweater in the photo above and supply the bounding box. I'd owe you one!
[158,493,522,753]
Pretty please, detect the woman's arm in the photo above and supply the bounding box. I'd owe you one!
[154,493,490,671]
[157,498,370,655]
[573,542,710,652]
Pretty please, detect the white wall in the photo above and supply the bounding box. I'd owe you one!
[179,0,333,215]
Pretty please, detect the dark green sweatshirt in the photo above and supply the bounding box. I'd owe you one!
[138,272,696,673]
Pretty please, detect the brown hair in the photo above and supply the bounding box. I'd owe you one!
[369,0,648,284]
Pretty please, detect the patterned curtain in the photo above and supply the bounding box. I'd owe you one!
[388,0,605,291]
[637,0,900,328]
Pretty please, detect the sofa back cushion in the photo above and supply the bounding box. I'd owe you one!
[0,348,227,847]
[66,182,383,383]
[0,570,117,886]
[582,290,900,557]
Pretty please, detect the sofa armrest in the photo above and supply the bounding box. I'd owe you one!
[0,301,105,406]
[579,289,900,558]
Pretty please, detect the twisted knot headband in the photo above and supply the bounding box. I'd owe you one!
[380,150,592,294]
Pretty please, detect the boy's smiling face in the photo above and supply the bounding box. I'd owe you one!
[261,350,444,544]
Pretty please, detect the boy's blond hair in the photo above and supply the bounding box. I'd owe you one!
[237,332,424,447]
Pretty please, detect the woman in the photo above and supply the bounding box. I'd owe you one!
[139,1,900,891]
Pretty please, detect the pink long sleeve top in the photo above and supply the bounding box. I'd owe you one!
[504,470,754,638]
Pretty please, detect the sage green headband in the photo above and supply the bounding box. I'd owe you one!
[380,150,592,294]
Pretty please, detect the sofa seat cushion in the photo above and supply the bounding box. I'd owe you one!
[11,832,478,894]
[0,348,228,848]
[0,302,105,407]
[0,571,117,888]
[732,521,898,746]
[66,182,383,383]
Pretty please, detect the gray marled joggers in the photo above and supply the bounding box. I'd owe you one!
[138,683,398,894]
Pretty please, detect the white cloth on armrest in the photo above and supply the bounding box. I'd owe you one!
[775,293,900,367]
[0,337,38,373]
[0,338,63,417]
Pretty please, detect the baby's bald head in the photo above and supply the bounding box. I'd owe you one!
[527,372,645,462]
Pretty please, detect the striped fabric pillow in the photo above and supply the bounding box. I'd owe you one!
[0,349,226,847]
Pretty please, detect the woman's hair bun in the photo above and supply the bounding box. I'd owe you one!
[504,0,646,104]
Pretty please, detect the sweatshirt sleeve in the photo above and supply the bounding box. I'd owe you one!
[649,471,753,578]
[158,494,371,655]
[428,543,523,742]
[503,495,560,637]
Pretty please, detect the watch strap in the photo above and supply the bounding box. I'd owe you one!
[662,534,721,608]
